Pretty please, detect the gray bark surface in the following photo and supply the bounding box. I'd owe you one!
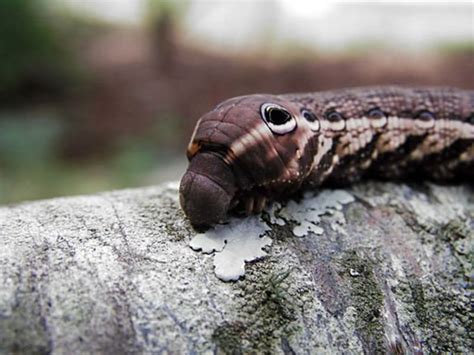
[0,182,472,354]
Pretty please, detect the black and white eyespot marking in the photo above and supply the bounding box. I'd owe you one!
[325,110,344,122]
[415,110,436,121]
[301,108,317,122]
[468,113,474,124]
[301,108,320,131]
[367,108,387,119]
[413,109,436,129]
[261,103,296,135]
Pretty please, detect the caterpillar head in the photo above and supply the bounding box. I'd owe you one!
[179,95,320,229]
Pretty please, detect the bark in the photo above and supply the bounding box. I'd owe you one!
[0,181,472,354]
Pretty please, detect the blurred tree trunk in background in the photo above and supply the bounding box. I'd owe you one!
[147,0,185,73]
[152,12,175,73]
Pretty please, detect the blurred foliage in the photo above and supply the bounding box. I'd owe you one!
[0,110,184,204]
[0,111,172,204]
[0,0,78,100]
[436,41,474,55]
[0,113,62,168]
[145,0,188,24]
[0,0,150,204]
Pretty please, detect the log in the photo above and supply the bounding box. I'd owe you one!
[0,181,472,354]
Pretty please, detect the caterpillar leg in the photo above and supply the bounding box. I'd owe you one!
[244,197,254,215]
[240,195,268,215]
[254,196,267,214]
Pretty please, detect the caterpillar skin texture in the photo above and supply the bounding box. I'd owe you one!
[179,86,474,229]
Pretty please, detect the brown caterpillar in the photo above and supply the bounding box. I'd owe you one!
[179,86,474,229]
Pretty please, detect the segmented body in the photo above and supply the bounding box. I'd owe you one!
[180,86,474,228]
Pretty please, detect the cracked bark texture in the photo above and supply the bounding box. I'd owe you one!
[0,182,472,354]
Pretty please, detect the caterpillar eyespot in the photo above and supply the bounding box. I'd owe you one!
[415,110,436,121]
[325,110,343,122]
[468,113,474,124]
[414,110,436,129]
[261,103,296,135]
[325,110,346,131]
[301,108,320,131]
[180,86,474,229]
[367,108,386,119]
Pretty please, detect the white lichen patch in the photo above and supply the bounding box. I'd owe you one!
[189,216,272,281]
[404,185,469,226]
[267,202,286,226]
[279,190,355,237]
[189,190,354,281]
[293,221,324,237]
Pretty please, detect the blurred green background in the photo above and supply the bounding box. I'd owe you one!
[0,0,472,204]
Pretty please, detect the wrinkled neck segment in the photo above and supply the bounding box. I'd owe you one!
[179,152,237,229]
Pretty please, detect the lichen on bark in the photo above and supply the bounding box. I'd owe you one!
[0,181,472,353]
[338,251,385,353]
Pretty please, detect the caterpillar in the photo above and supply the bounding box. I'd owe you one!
[179,86,474,229]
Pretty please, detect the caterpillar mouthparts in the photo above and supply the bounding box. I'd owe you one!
[179,152,236,229]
